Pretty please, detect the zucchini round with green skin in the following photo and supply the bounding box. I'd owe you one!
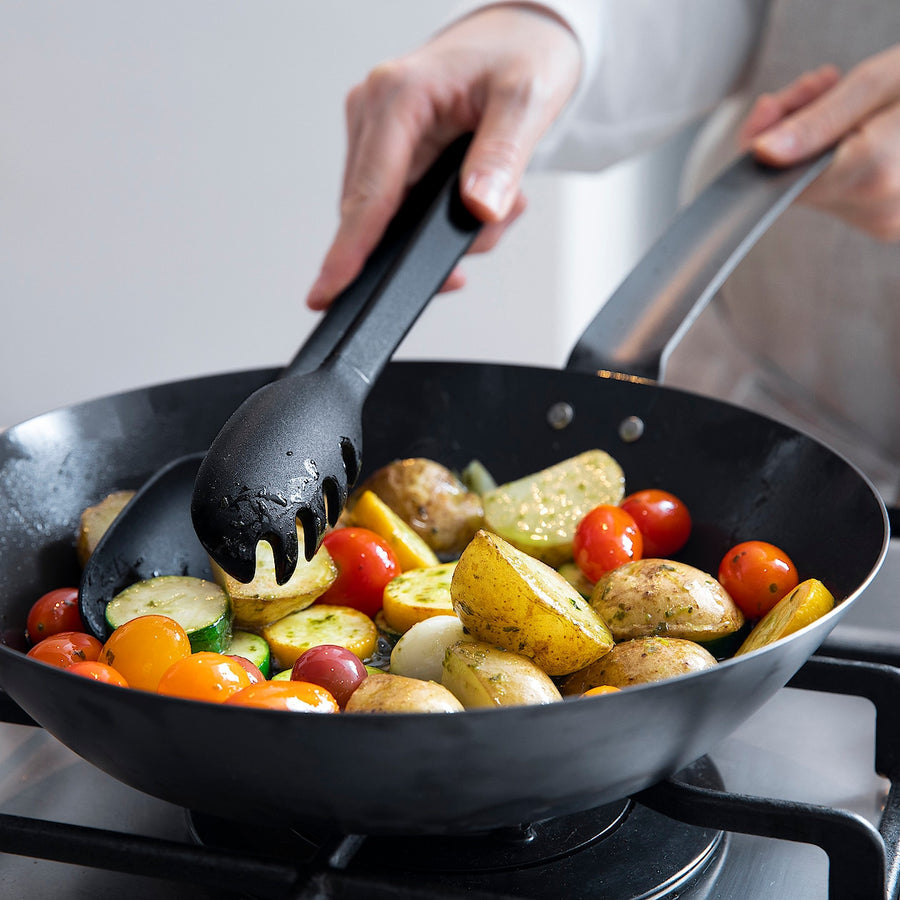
[105,575,232,653]
[228,630,272,677]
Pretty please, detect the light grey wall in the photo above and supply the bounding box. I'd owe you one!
[0,2,689,426]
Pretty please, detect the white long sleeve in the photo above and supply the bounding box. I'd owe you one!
[451,0,770,171]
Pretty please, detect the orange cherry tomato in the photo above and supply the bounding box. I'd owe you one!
[27,631,102,668]
[718,540,799,619]
[157,652,252,703]
[573,505,643,582]
[318,527,400,618]
[26,587,85,645]
[582,685,621,697]
[67,660,129,687]
[225,680,339,713]
[99,615,192,691]
[620,489,692,558]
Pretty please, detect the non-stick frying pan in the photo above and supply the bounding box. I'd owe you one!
[0,154,887,837]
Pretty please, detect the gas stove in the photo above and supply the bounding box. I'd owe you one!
[2,547,899,899]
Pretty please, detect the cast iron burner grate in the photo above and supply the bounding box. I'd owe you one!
[1,654,900,899]
[187,756,725,899]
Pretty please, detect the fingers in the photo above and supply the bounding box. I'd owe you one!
[753,47,900,164]
[738,65,840,148]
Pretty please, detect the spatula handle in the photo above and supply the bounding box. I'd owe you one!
[283,134,480,381]
[565,151,834,381]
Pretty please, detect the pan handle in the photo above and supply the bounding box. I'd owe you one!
[565,150,834,381]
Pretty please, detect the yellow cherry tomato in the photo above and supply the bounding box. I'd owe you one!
[100,615,191,691]
[582,685,621,697]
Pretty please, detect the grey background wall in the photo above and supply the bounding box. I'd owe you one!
[0,1,691,427]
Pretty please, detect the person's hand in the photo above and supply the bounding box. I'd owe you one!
[743,44,900,241]
[305,5,582,310]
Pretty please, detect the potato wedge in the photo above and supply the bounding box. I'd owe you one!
[482,450,625,566]
[390,615,468,682]
[442,640,562,708]
[209,533,337,629]
[352,458,483,556]
[562,637,717,694]
[347,490,440,570]
[591,559,745,643]
[262,604,378,670]
[382,562,457,633]
[76,490,135,566]
[345,672,464,713]
[451,530,613,676]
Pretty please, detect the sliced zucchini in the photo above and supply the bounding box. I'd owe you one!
[262,604,379,670]
[459,459,497,496]
[381,562,457,633]
[482,450,625,566]
[105,575,232,652]
[228,630,272,677]
[208,532,337,628]
[76,490,135,567]
[271,668,292,681]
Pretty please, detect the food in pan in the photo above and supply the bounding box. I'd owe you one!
[441,640,563,708]
[450,529,614,676]
[590,558,745,644]
[481,449,625,566]
[352,457,484,556]
[560,637,719,693]
[21,449,836,712]
[75,489,135,567]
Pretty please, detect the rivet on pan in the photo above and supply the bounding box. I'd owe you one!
[547,402,574,430]
[619,416,645,442]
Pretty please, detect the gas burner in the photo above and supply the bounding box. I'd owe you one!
[186,757,727,899]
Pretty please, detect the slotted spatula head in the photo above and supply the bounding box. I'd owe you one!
[191,136,480,585]
[191,364,364,585]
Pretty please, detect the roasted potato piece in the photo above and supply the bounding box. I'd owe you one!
[482,450,625,566]
[451,529,614,676]
[76,490,135,566]
[345,672,464,713]
[352,458,483,556]
[442,640,562,708]
[591,559,745,643]
[562,637,717,694]
[209,532,337,629]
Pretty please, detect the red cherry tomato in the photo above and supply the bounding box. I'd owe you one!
[573,505,643,582]
[26,632,103,669]
[68,660,130,687]
[26,587,85,645]
[291,643,367,708]
[718,540,799,619]
[620,489,692,558]
[318,527,400,618]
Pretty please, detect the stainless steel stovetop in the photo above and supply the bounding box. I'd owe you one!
[1,545,898,899]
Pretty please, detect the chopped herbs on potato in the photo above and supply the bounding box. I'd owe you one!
[451,529,613,676]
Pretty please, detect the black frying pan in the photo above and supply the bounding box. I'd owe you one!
[0,154,887,836]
